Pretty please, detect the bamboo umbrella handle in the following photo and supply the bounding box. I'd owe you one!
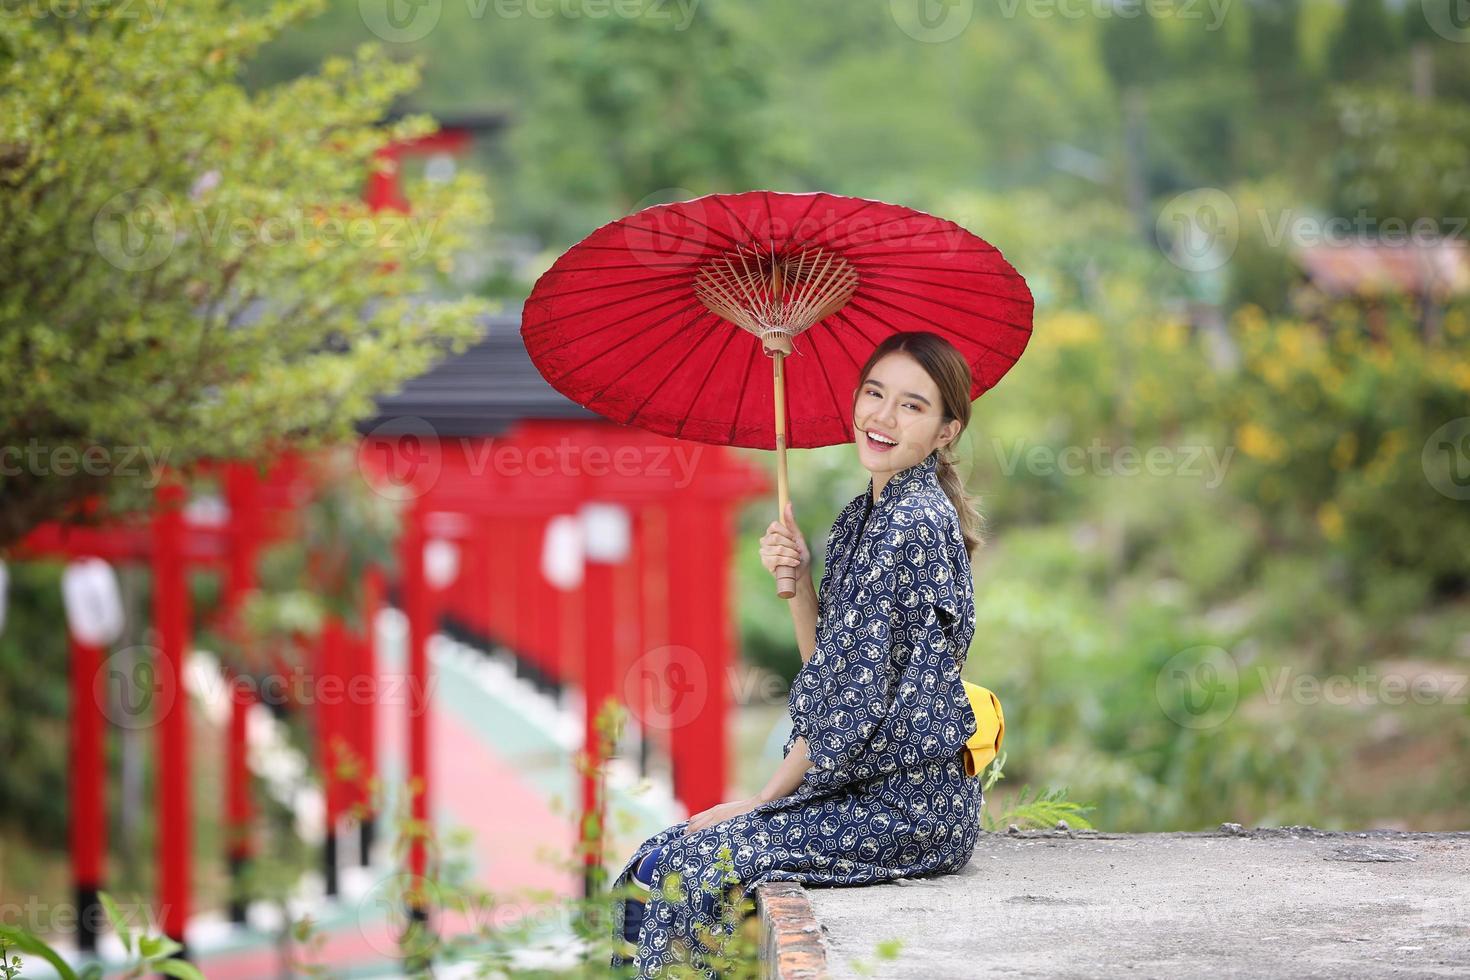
[772,350,797,599]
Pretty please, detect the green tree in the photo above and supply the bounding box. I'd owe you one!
[0,0,494,547]
[1326,0,1403,82]
[504,0,795,245]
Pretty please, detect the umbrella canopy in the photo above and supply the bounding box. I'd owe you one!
[521,190,1034,451]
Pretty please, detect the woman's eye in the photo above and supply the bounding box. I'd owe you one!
[903,403,919,411]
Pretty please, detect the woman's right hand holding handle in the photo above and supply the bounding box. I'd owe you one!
[760,501,811,594]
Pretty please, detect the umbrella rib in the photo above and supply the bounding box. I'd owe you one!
[710,194,767,246]
[726,332,762,445]
[775,199,883,259]
[530,269,710,304]
[614,308,724,431]
[864,265,1018,281]
[828,245,1000,258]
[805,324,851,443]
[573,302,717,411]
[526,291,699,355]
[844,293,1020,367]
[542,294,709,367]
[549,246,726,264]
[862,272,1033,307]
[857,280,1033,333]
[669,315,744,439]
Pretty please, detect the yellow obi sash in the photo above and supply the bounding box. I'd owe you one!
[961,681,1005,778]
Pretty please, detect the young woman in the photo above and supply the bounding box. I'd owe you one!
[609,330,986,978]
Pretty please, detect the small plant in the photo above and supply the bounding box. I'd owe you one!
[0,892,205,980]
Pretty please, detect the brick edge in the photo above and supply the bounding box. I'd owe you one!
[755,881,830,979]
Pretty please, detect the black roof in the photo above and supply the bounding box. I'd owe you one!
[357,303,602,437]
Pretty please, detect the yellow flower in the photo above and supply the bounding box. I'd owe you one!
[1330,431,1358,471]
[1262,359,1290,390]
[1157,319,1188,351]
[1317,502,1344,541]
[1237,422,1288,462]
[1043,311,1102,349]
[1450,362,1470,395]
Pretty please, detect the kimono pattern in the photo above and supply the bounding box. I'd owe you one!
[609,448,982,978]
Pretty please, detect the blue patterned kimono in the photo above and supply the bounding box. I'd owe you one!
[609,448,982,977]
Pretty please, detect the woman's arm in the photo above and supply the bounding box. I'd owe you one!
[786,574,818,665]
[756,734,811,803]
[759,501,819,664]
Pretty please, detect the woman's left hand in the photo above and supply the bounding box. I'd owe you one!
[683,796,763,835]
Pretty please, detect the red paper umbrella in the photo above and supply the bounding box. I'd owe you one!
[522,189,1034,596]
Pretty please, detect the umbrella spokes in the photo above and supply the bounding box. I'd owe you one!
[692,242,859,356]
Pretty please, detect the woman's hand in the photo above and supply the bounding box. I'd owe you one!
[683,796,764,835]
[760,501,811,585]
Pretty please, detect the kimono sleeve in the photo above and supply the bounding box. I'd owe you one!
[798,517,916,794]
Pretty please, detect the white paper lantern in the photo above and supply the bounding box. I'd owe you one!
[579,503,630,564]
[61,557,125,647]
[541,515,584,591]
[423,537,460,590]
[0,560,8,638]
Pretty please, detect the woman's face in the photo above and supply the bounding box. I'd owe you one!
[853,351,960,480]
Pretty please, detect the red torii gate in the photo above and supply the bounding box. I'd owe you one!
[10,454,362,953]
[360,417,768,903]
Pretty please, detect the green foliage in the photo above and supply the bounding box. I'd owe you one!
[0,890,204,980]
[504,0,795,245]
[0,0,494,547]
[0,561,69,848]
[1325,88,1470,221]
[1326,0,1402,82]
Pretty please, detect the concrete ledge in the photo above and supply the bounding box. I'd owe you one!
[755,880,829,979]
[757,825,1470,979]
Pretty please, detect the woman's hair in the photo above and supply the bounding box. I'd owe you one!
[850,330,987,558]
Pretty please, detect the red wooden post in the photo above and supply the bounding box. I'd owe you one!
[318,615,348,897]
[663,493,732,816]
[579,554,616,896]
[68,631,106,952]
[357,564,384,866]
[578,501,630,897]
[223,462,260,924]
[398,503,433,927]
[153,480,192,952]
